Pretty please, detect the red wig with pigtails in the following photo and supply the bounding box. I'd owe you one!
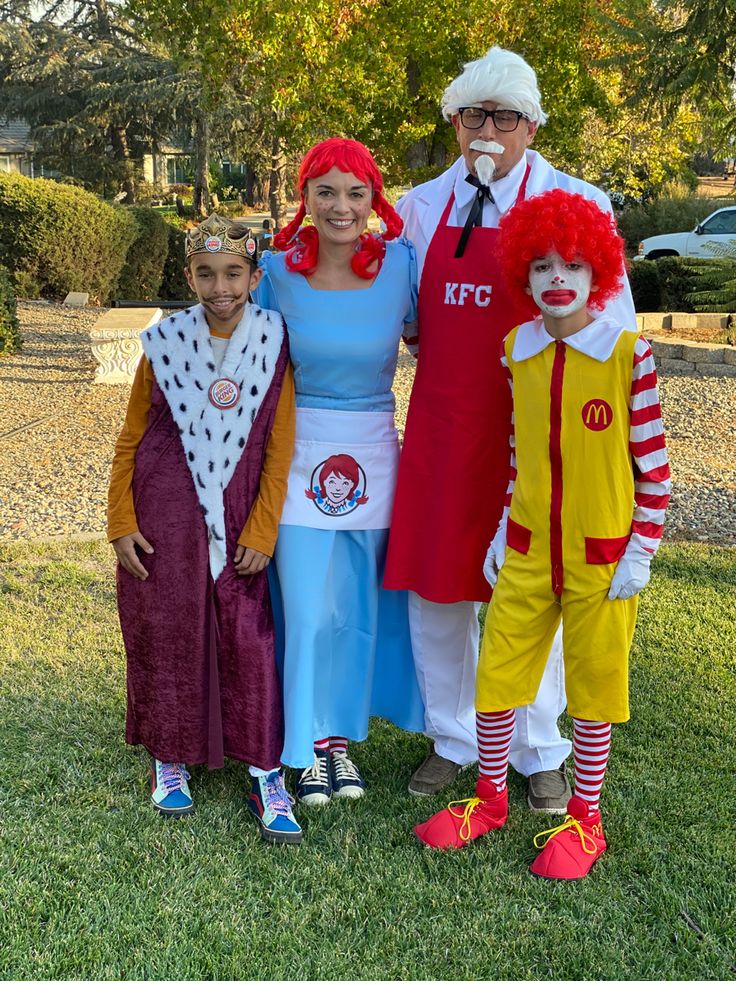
[273,138,403,280]
[498,189,627,320]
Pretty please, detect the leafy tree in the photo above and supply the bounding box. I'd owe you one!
[0,0,196,203]
[605,0,736,160]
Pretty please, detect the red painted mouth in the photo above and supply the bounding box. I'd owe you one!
[541,290,577,305]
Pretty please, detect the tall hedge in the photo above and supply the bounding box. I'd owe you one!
[160,224,194,302]
[0,264,20,354]
[629,260,662,312]
[0,172,136,304]
[115,206,170,301]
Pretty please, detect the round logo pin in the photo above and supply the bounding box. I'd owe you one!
[208,378,240,409]
[205,236,223,253]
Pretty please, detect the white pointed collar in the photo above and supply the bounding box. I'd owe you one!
[511,313,628,363]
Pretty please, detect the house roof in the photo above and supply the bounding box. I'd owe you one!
[0,118,33,154]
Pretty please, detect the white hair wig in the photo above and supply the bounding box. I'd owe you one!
[441,47,548,125]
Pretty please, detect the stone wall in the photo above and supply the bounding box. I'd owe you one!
[636,313,736,378]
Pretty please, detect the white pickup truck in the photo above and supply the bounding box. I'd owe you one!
[637,206,736,259]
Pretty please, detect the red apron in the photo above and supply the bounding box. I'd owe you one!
[385,167,531,603]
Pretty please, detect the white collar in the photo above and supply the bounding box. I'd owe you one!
[453,154,528,217]
[511,313,627,363]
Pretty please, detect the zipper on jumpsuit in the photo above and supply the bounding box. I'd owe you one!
[549,340,566,596]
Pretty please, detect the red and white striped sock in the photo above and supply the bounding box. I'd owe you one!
[476,709,515,790]
[573,718,611,809]
[329,737,348,755]
[313,738,330,753]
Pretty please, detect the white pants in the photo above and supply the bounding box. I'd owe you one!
[407,593,571,776]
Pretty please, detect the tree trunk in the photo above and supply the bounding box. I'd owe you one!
[243,162,256,207]
[193,108,210,218]
[110,125,135,205]
[405,56,428,171]
[269,132,288,231]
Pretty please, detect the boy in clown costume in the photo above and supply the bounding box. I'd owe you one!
[414,190,671,879]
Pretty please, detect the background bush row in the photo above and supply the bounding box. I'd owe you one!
[1,171,735,320]
[629,256,736,312]
[0,173,193,305]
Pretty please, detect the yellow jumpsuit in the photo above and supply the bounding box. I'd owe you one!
[477,327,639,724]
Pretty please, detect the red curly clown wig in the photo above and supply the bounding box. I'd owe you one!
[498,189,626,319]
[273,138,403,279]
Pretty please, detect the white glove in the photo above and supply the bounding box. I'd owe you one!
[608,543,652,600]
[483,519,507,587]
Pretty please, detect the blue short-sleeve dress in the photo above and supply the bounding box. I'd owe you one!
[257,239,424,768]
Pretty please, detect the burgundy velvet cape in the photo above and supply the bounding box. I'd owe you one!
[117,338,289,770]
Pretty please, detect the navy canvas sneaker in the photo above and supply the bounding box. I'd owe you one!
[249,770,302,844]
[331,752,366,799]
[296,749,332,806]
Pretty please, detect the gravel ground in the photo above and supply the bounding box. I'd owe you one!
[1,302,735,545]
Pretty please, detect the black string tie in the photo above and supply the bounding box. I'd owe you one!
[454,174,495,258]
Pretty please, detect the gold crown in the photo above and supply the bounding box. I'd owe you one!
[185,213,257,261]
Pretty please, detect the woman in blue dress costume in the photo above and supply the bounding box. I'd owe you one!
[256,138,424,805]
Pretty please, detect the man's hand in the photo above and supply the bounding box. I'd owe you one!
[234,545,271,575]
[483,520,507,587]
[608,546,652,600]
[112,532,154,580]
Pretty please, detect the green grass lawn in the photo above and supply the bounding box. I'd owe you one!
[0,540,734,980]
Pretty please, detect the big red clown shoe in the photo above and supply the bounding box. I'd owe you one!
[529,794,607,879]
[414,777,508,849]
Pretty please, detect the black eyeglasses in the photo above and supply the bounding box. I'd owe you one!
[457,107,528,132]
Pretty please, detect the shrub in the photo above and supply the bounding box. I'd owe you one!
[0,172,136,304]
[654,256,736,312]
[0,265,20,354]
[159,224,194,302]
[617,195,732,252]
[630,260,661,312]
[115,206,169,301]
[682,258,736,313]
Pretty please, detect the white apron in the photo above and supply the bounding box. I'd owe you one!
[280,407,399,530]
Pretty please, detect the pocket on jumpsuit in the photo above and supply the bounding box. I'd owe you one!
[584,535,630,564]
[506,517,532,555]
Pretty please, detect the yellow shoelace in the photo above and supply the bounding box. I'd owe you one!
[446,796,485,842]
[533,814,597,855]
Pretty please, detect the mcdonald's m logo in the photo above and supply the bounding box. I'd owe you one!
[582,398,613,432]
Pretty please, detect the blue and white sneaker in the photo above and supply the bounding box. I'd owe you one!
[150,759,194,817]
[296,749,332,806]
[331,752,366,799]
[249,770,302,844]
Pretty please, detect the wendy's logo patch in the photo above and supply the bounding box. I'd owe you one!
[305,453,369,517]
[582,398,613,432]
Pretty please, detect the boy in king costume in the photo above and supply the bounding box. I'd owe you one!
[414,190,671,879]
[108,214,301,844]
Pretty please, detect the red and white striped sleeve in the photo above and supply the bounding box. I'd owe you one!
[629,336,671,554]
[501,347,516,515]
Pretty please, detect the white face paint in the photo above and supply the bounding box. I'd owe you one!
[528,252,593,319]
[469,139,505,185]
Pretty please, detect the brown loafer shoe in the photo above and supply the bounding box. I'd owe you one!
[527,762,572,814]
[408,749,465,796]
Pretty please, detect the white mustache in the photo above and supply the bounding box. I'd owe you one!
[469,140,505,155]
